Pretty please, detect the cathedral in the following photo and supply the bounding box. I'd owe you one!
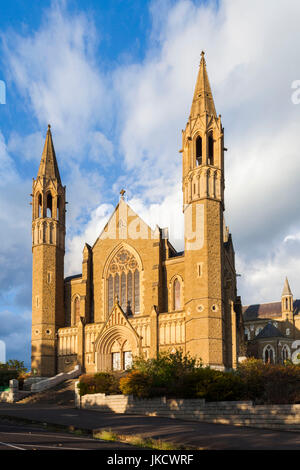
[33,52,300,378]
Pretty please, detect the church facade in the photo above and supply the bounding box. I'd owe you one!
[31,53,245,377]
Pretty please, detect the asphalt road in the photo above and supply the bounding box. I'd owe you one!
[0,403,300,450]
[0,419,136,451]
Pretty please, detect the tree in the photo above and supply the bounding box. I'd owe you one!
[0,360,27,373]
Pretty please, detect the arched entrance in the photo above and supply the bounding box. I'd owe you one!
[95,325,140,372]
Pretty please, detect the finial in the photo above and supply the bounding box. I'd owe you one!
[47,124,51,131]
[120,189,126,198]
[200,51,206,67]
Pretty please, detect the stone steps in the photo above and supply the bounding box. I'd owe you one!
[18,379,76,406]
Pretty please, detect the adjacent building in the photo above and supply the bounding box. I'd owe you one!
[243,278,300,364]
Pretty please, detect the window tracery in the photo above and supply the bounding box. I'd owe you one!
[107,248,140,315]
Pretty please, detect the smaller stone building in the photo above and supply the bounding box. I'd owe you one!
[243,278,300,364]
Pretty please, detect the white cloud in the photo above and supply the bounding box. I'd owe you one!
[0,133,32,363]
[0,131,18,184]
[7,131,44,162]
[3,0,300,327]
[62,0,300,305]
[3,0,112,161]
[237,236,300,305]
[88,131,114,163]
[65,203,114,275]
[111,0,300,304]
[0,309,31,366]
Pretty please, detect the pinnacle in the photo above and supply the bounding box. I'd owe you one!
[37,125,61,184]
[282,277,292,296]
[190,51,217,118]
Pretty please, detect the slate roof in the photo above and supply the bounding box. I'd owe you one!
[243,302,281,320]
[255,322,284,339]
[64,274,82,283]
[242,299,300,321]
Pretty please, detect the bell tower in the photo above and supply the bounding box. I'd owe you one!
[31,125,66,376]
[182,52,227,368]
[281,277,294,323]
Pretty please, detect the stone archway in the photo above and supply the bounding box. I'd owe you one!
[95,325,140,372]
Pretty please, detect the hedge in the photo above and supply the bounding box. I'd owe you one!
[77,372,121,397]
[78,355,300,404]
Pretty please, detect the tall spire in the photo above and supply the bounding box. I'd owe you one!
[282,277,292,296]
[37,124,61,184]
[190,51,217,118]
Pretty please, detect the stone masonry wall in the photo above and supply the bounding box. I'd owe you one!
[75,382,300,431]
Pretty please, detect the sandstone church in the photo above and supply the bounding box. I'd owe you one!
[30,53,300,377]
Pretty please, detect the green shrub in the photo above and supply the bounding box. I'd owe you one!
[78,372,121,397]
[237,358,265,401]
[194,368,245,401]
[237,358,300,404]
[119,370,152,398]
[127,350,203,398]
[79,355,300,404]
[120,353,245,401]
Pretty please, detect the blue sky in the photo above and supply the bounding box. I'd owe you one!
[1,0,300,370]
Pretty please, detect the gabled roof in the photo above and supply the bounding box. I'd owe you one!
[256,322,284,339]
[243,299,300,321]
[243,302,282,320]
[94,300,141,350]
[92,197,160,249]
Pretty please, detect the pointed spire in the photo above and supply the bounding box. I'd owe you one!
[190,51,217,118]
[37,124,61,184]
[282,277,292,296]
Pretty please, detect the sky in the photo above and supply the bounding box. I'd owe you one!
[1,0,300,369]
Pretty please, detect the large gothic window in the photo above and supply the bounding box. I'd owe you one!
[107,248,140,315]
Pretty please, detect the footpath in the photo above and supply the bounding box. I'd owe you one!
[0,402,300,450]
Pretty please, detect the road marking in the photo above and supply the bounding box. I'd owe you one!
[0,431,97,441]
[19,444,87,450]
[0,441,26,450]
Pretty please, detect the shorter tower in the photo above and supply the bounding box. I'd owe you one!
[31,125,66,376]
[281,277,293,322]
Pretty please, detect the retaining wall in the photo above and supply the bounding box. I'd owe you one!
[74,382,300,431]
